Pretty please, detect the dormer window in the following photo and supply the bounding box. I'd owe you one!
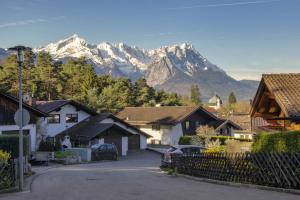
[66,114,78,123]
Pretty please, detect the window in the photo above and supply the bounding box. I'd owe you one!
[66,114,78,123]
[152,124,160,130]
[185,121,190,130]
[48,114,60,124]
[195,121,200,127]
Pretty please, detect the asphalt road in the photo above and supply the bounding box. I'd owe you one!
[1,151,299,200]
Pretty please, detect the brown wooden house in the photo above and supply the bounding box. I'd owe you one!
[117,106,242,145]
[250,74,300,131]
[0,92,48,151]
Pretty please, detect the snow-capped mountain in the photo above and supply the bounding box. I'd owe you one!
[1,35,258,100]
[35,34,224,81]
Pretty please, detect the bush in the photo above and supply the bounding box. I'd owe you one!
[205,139,225,153]
[178,136,192,145]
[54,151,75,159]
[39,139,61,152]
[252,131,300,153]
[0,150,11,164]
[211,136,231,145]
[0,135,29,158]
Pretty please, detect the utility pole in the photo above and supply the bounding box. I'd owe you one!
[9,46,31,191]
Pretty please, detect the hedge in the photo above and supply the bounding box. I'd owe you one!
[0,135,29,158]
[252,131,300,153]
[178,136,192,145]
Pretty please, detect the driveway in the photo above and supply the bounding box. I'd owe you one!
[1,150,299,200]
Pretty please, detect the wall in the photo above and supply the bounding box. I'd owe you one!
[140,124,183,146]
[46,104,90,137]
[0,124,36,151]
[140,135,147,149]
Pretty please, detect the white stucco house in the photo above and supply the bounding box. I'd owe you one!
[35,100,98,139]
[117,106,243,146]
[57,113,151,156]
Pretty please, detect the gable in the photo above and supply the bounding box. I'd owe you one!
[0,94,45,125]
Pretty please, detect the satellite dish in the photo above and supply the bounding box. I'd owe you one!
[14,109,30,128]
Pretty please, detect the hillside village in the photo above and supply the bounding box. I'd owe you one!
[0,47,299,196]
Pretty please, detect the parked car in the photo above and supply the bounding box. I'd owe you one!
[162,145,206,165]
[91,143,119,161]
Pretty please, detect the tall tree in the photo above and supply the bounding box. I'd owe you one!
[0,55,18,94]
[190,85,202,105]
[36,52,60,100]
[228,92,237,105]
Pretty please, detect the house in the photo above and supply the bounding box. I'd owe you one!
[56,113,151,156]
[117,106,242,145]
[35,100,97,138]
[208,94,222,110]
[209,119,243,137]
[0,92,48,151]
[250,74,300,131]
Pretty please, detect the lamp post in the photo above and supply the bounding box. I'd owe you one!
[8,46,31,191]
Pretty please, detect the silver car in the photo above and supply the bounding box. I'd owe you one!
[163,145,206,164]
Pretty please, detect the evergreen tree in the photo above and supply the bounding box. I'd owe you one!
[228,92,237,105]
[190,85,202,105]
[0,55,18,94]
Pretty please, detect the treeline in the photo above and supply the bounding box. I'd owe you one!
[0,51,186,112]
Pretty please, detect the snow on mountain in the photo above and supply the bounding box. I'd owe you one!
[35,35,223,81]
[31,34,258,100]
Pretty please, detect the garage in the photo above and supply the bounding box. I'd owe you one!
[128,134,140,150]
[57,114,152,156]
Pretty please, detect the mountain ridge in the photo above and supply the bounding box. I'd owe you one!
[0,35,259,101]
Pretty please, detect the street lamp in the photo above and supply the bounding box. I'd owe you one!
[8,46,31,191]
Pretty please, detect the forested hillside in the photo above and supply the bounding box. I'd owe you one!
[0,51,182,112]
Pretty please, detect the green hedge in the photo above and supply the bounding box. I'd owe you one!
[0,135,29,158]
[252,131,300,153]
[178,136,192,145]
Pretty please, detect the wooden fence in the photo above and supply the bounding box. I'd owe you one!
[163,152,300,189]
[0,159,17,190]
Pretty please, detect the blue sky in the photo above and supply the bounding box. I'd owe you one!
[0,0,300,80]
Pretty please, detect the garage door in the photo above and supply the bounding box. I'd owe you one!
[128,134,140,150]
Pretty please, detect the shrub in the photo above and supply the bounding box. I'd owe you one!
[205,139,225,153]
[210,136,231,145]
[0,150,11,164]
[252,131,300,153]
[178,136,192,145]
[39,139,61,152]
[190,135,205,146]
[0,135,29,158]
[54,151,75,159]
[225,139,252,153]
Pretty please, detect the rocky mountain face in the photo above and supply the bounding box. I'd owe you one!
[0,35,259,101]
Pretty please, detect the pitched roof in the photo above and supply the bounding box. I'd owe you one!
[251,73,300,117]
[0,92,48,117]
[116,106,218,125]
[35,100,97,115]
[57,113,151,140]
[209,119,243,131]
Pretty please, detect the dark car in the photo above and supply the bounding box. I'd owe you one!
[162,145,206,166]
[91,143,119,161]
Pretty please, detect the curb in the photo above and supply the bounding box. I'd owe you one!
[171,173,300,195]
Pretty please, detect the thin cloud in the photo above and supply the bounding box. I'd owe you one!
[165,0,282,10]
[0,16,65,29]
